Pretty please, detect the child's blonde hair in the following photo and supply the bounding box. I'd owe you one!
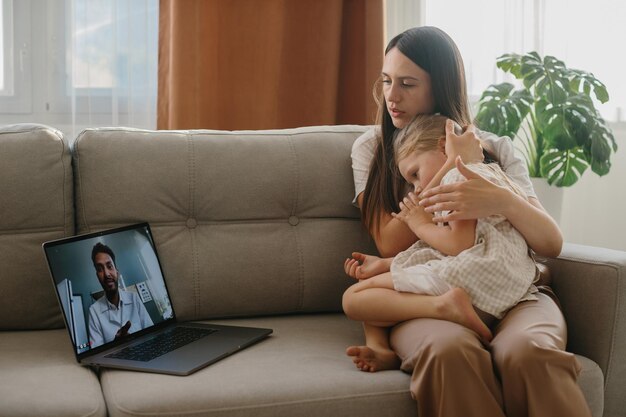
[394,114,528,198]
[394,114,450,163]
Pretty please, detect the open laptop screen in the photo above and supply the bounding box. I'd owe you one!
[43,223,174,356]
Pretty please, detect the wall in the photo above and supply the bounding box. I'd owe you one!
[560,123,626,251]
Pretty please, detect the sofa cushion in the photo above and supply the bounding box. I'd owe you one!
[577,355,604,417]
[0,329,106,417]
[100,314,415,417]
[73,126,377,321]
[0,124,73,329]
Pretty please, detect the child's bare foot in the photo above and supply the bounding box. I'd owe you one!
[440,288,493,342]
[346,345,400,372]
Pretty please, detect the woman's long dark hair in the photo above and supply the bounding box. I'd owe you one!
[362,26,472,236]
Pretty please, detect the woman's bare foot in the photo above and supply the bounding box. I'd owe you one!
[346,345,400,372]
[440,288,493,342]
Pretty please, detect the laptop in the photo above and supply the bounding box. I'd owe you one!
[42,222,272,376]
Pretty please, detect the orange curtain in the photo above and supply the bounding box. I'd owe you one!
[158,0,384,130]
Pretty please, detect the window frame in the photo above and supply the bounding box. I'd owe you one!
[0,0,14,95]
[0,0,31,113]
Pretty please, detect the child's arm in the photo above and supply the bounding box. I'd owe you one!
[393,193,476,256]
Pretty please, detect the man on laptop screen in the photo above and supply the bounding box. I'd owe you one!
[45,225,175,354]
[89,242,154,348]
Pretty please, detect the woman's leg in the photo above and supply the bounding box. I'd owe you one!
[390,319,506,417]
[491,291,592,417]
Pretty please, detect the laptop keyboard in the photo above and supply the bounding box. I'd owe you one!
[106,326,217,362]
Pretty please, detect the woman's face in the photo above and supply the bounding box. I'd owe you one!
[382,47,436,129]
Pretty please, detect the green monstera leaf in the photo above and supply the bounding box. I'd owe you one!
[523,54,569,103]
[474,83,532,139]
[589,122,617,176]
[568,69,610,103]
[540,95,596,151]
[496,53,524,78]
[540,147,589,187]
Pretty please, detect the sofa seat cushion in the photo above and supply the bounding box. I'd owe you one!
[100,314,415,417]
[99,314,603,417]
[0,329,106,417]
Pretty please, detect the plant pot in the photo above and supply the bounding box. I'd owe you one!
[530,177,564,224]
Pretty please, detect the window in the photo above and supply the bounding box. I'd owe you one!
[0,0,14,96]
[0,0,7,94]
[0,0,158,137]
[0,0,30,112]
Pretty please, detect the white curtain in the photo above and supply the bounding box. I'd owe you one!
[67,0,159,139]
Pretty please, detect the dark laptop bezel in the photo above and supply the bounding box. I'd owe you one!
[43,222,179,362]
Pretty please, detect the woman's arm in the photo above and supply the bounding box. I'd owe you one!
[502,194,563,257]
[356,193,418,258]
[419,158,563,257]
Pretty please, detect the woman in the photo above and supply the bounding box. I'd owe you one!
[349,26,591,417]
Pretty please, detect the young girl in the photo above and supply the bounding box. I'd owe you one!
[343,114,538,371]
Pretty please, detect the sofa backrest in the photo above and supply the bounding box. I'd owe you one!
[0,124,73,330]
[73,126,376,321]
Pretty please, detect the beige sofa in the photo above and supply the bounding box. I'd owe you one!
[0,123,624,417]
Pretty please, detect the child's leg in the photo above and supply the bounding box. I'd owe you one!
[343,273,492,342]
[346,323,401,372]
[344,274,400,372]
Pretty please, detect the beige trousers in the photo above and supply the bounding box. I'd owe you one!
[390,291,592,417]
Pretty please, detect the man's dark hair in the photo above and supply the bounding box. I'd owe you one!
[91,242,116,267]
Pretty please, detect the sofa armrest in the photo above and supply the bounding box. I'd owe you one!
[542,243,626,417]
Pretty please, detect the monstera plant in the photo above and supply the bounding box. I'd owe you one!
[475,52,617,187]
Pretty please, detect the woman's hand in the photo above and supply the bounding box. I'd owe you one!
[419,156,508,222]
[444,120,484,165]
[344,252,391,280]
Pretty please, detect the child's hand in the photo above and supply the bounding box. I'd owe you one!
[392,192,432,227]
[344,252,388,280]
